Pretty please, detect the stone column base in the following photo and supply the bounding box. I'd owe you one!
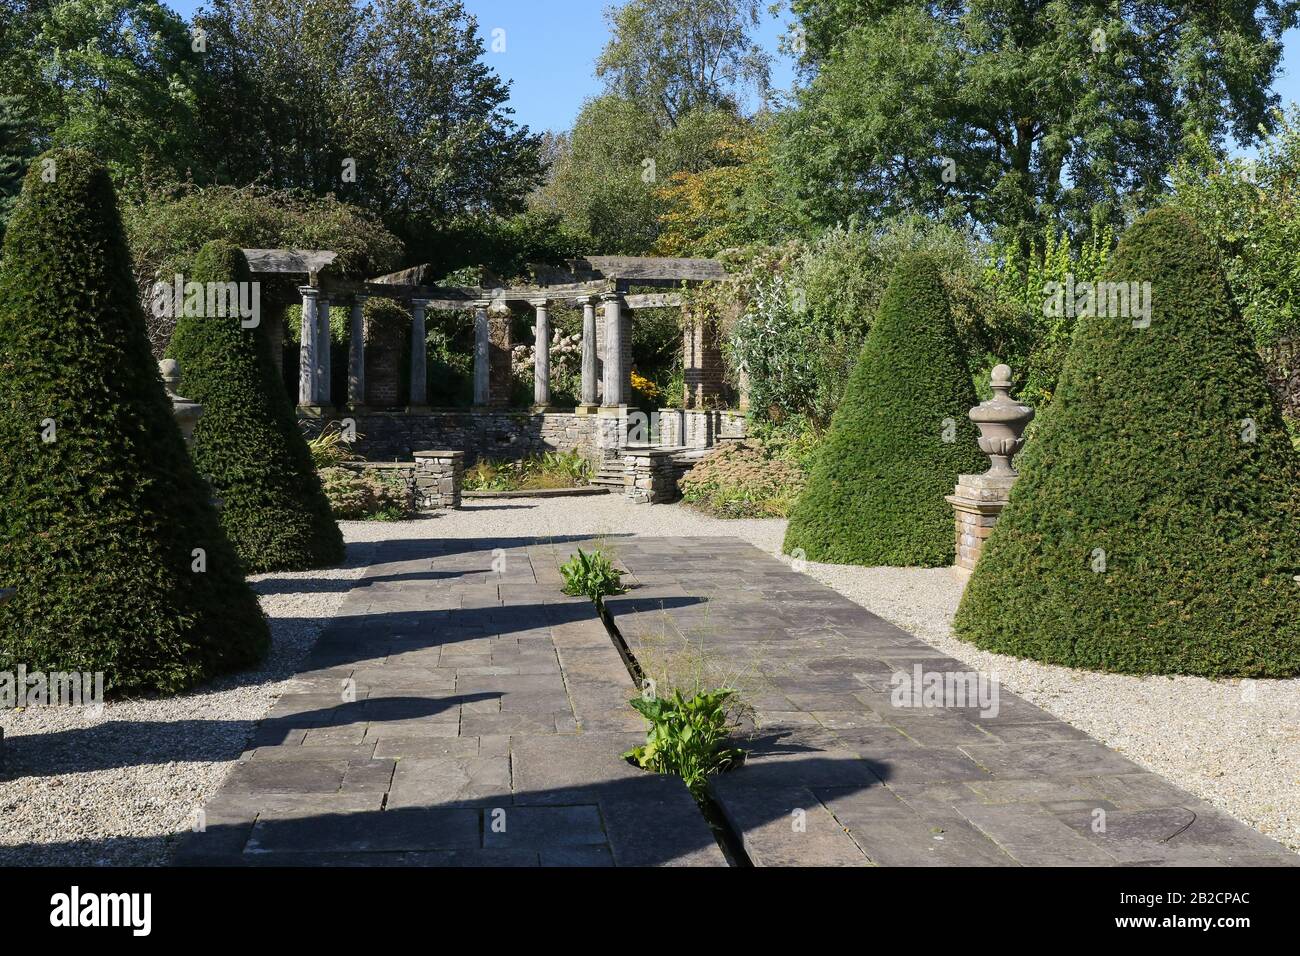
[573,403,599,417]
[946,473,1017,578]
[413,449,464,511]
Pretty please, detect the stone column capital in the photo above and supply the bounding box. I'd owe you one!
[409,297,432,309]
[574,295,595,306]
[298,285,320,299]
[599,291,623,304]
[529,297,549,309]
[351,293,370,306]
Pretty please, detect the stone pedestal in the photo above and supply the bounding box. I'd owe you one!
[946,474,1016,578]
[946,363,1034,579]
[623,446,679,504]
[413,450,464,511]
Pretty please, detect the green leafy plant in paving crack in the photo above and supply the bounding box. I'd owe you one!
[623,688,746,798]
[559,547,625,605]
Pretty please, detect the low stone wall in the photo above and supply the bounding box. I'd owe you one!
[301,410,598,464]
[655,408,746,447]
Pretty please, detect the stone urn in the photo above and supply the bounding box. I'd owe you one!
[969,364,1034,476]
[158,358,203,449]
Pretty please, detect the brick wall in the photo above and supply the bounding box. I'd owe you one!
[683,316,725,408]
[365,313,403,408]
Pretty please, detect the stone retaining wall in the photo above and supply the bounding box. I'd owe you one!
[302,410,598,464]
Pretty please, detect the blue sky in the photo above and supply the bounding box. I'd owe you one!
[165,0,1300,147]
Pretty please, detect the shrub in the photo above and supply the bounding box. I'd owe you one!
[954,208,1300,678]
[680,440,806,518]
[783,253,986,566]
[464,451,591,491]
[319,467,412,521]
[559,548,625,606]
[123,182,404,355]
[623,688,746,797]
[0,149,268,695]
[166,241,344,573]
[714,216,1012,428]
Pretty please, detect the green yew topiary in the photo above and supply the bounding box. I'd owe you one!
[167,240,344,572]
[0,150,269,695]
[954,207,1300,678]
[783,252,986,566]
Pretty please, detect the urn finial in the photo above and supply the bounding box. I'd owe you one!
[969,364,1034,477]
[159,358,203,449]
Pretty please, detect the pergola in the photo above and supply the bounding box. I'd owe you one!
[243,250,726,413]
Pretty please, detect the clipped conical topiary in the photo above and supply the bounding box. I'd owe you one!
[954,207,1300,678]
[783,252,986,566]
[166,240,344,572]
[0,150,269,695]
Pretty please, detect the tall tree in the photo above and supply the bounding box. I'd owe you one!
[532,95,744,254]
[782,0,1300,242]
[193,0,544,245]
[0,93,37,245]
[0,0,206,185]
[597,0,772,129]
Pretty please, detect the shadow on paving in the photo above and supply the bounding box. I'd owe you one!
[0,696,497,779]
[5,755,895,867]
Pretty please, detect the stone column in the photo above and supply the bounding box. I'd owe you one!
[473,301,490,406]
[298,285,319,408]
[601,292,625,407]
[347,294,368,407]
[531,298,551,409]
[317,296,332,406]
[409,298,429,408]
[576,296,599,414]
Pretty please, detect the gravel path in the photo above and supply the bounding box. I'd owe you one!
[3,494,1295,862]
[0,541,378,866]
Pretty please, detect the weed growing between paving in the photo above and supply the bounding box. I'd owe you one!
[622,608,766,799]
[624,689,746,797]
[559,547,625,605]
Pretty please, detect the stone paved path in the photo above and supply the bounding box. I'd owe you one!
[179,532,1295,867]
[175,536,724,866]
[604,537,1298,867]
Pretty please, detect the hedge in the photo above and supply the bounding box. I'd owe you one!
[0,150,269,695]
[783,252,986,566]
[167,240,344,572]
[953,207,1300,677]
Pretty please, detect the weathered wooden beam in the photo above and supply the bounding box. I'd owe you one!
[243,249,338,276]
[583,255,726,282]
[317,274,613,306]
[623,292,683,310]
